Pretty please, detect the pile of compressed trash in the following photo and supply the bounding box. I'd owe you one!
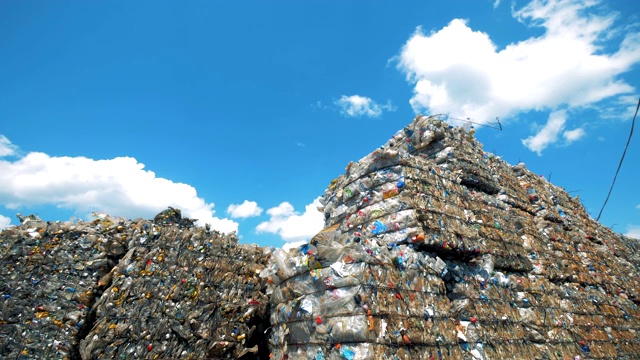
[79,207,272,360]
[2,114,639,360]
[262,115,640,359]
[0,213,130,359]
[1,208,271,360]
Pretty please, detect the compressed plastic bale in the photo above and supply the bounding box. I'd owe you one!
[0,213,134,360]
[272,114,640,359]
[77,209,271,360]
[4,114,640,359]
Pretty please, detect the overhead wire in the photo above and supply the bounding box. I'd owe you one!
[596,97,639,221]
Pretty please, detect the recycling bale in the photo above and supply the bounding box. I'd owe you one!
[264,114,640,359]
[262,229,460,360]
[2,113,639,360]
[1,209,273,360]
[79,214,271,360]
[0,213,133,360]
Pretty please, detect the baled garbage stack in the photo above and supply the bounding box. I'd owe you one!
[0,208,272,360]
[0,213,133,359]
[80,208,271,359]
[263,115,640,359]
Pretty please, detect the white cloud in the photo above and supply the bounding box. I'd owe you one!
[625,225,640,239]
[493,0,501,9]
[0,147,238,234]
[0,135,18,157]
[397,0,640,152]
[0,214,10,230]
[335,95,396,118]
[522,110,567,154]
[256,197,324,242]
[227,200,263,219]
[282,240,307,252]
[601,95,640,120]
[563,127,586,142]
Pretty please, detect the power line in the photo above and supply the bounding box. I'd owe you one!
[596,97,639,221]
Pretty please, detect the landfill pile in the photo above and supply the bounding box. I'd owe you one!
[1,208,271,360]
[262,115,640,359]
[2,114,639,360]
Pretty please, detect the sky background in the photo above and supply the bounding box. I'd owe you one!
[1,0,639,248]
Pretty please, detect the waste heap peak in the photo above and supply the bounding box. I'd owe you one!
[263,114,640,359]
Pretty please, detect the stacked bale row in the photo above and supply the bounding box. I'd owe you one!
[262,228,459,359]
[79,209,271,359]
[1,208,272,360]
[264,115,640,359]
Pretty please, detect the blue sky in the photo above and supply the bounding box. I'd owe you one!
[1,0,639,247]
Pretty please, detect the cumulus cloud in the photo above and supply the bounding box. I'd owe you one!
[227,200,263,219]
[397,0,640,152]
[0,135,18,157]
[335,95,396,118]
[0,145,238,234]
[625,225,640,239]
[256,197,324,242]
[522,110,567,154]
[563,127,586,142]
[0,214,10,230]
